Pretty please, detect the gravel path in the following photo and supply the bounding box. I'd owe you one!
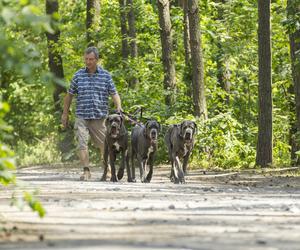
[1,164,300,250]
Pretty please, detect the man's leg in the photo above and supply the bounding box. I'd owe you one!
[89,119,110,176]
[75,118,91,181]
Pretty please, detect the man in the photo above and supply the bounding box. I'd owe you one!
[61,46,122,181]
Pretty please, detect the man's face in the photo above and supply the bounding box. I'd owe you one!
[84,52,98,70]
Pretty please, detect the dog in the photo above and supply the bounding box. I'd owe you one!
[131,120,160,183]
[100,114,132,182]
[164,121,197,184]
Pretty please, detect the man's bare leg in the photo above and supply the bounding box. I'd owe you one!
[79,149,91,181]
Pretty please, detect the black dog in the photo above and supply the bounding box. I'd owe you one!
[100,114,132,182]
[131,120,160,183]
[164,121,197,184]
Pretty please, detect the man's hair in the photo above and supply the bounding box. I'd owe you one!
[85,46,99,60]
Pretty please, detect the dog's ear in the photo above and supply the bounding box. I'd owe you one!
[119,114,123,126]
[105,117,110,128]
[157,122,161,132]
[144,121,149,136]
[193,121,198,135]
[179,121,185,137]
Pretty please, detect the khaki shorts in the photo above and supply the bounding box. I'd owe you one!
[74,118,106,153]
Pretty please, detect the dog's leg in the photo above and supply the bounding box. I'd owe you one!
[125,149,133,182]
[145,153,154,183]
[109,151,118,182]
[182,153,190,182]
[170,160,175,183]
[137,155,145,182]
[117,150,125,180]
[172,153,184,184]
[131,148,136,182]
[100,142,109,181]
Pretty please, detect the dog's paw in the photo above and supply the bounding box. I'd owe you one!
[131,178,137,183]
[127,178,134,183]
[110,176,118,182]
[179,178,186,184]
[117,168,124,180]
[100,176,106,182]
[173,178,180,184]
[144,179,150,183]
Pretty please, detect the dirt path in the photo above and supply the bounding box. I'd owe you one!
[1,164,300,250]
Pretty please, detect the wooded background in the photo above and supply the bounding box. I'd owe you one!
[1,0,300,181]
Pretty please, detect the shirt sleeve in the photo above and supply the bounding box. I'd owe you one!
[107,74,117,95]
[68,74,78,95]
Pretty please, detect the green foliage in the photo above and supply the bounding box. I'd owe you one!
[15,134,61,166]
[0,101,15,186]
[0,0,48,217]
[194,113,256,169]
[0,0,296,169]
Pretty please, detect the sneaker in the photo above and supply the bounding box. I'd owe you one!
[80,167,91,181]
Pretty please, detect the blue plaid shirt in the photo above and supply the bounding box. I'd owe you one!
[68,66,117,119]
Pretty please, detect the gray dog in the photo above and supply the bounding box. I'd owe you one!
[131,120,160,183]
[164,121,197,184]
[100,114,132,182]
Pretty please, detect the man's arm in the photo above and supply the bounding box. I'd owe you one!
[61,93,73,128]
[111,93,122,113]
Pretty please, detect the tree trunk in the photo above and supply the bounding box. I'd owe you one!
[45,0,66,113]
[119,0,129,59]
[187,0,207,118]
[213,0,231,108]
[256,0,272,167]
[46,0,75,159]
[183,0,191,66]
[157,0,176,106]
[127,0,139,87]
[287,0,300,164]
[86,0,100,47]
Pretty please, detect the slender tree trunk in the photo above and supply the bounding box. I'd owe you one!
[287,0,300,164]
[46,0,75,159]
[182,0,192,98]
[214,0,231,108]
[187,0,207,118]
[127,0,139,87]
[45,0,66,113]
[86,0,100,47]
[183,0,191,66]
[157,0,176,106]
[256,0,272,167]
[119,0,129,59]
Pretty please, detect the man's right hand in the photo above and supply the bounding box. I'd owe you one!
[61,113,69,128]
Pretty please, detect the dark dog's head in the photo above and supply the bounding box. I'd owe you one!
[106,114,123,138]
[180,120,197,143]
[144,120,160,143]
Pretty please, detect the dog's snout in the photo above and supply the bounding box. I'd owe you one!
[150,129,157,139]
[111,122,118,128]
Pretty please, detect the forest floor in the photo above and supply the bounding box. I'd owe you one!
[0,164,300,250]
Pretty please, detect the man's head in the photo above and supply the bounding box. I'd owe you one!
[84,47,99,72]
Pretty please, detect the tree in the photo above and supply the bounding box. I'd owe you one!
[157,0,176,106]
[127,0,139,87]
[188,0,207,118]
[287,0,300,164]
[46,0,66,113]
[86,0,100,47]
[214,0,231,107]
[182,0,191,66]
[256,0,272,167]
[119,0,129,59]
